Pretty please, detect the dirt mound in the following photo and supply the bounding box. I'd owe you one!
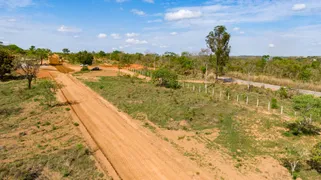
[54,65,74,73]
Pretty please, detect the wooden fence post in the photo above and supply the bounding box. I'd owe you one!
[246,96,249,105]
[268,102,271,112]
[193,85,195,91]
[256,98,259,107]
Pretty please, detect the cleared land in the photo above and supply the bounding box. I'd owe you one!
[0,79,106,179]
[81,71,321,180]
[52,71,213,179]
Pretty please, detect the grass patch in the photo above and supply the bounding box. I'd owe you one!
[0,79,105,179]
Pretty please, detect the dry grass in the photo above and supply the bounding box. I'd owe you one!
[228,71,321,92]
[0,79,107,179]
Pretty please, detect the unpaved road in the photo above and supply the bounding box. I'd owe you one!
[51,71,211,180]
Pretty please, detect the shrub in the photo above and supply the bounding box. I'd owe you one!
[81,66,89,71]
[309,142,321,173]
[76,51,94,65]
[278,87,289,99]
[0,49,14,79]
[152,68,179,89]
[271,98,278,109]
[287,121,320,136]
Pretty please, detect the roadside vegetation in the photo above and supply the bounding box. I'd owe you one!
[0,79,106,179]
[83,74,321,179]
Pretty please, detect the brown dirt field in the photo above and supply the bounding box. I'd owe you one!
[51,71,213,179]
[54,65,74,73]
[101,63,145,70]
[35,65,292,179]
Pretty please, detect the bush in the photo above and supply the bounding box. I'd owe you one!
[309,142,321,173]
[76,51,93,65]
[81,66,89,71]
[271,98,278,109]
[152,68,179,89]
[0,49,14,79]
[287,121,320,136]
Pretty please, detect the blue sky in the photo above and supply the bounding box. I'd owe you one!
[0,0,321,56]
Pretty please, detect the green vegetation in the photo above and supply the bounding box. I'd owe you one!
[0,79,105,179]
[206,25,231,79]
[0,49,14,79]
[310,142,321,173]
[84,75,321,179]
[152,68,179,89]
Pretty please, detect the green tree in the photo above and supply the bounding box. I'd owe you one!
[75,51,94,65]
[152,68,179,89]
[0,49,14,79]
[206,25,231,79]
[62,48,70,54]
[5,44,25,54]
[36,48,51,65]
[29,45,36,55]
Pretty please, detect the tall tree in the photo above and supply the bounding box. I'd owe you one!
[29,45,36,55]
[206,25,231,79]
[36,48,51,65]
[62,48,70,54]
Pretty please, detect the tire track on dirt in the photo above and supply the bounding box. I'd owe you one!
[51,71,212,180]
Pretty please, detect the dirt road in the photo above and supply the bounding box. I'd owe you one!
[52,71,211,180]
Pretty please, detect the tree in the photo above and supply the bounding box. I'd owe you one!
[152,68,179,89]
[17,58,40,89]
[36,48,51,65]
[29,45,36,55]
[206,25,231,79]
[75,51,94,65]
[0,49,14,79]
[62,48,70,54]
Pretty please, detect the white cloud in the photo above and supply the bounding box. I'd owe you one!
[170,32,177,35]
[97,33,107,38]
[0,0,32,8]
[57,25,82,33]
[148,19,162,23]
[233,27,240,31]
[126,33,139,37]
[125,38,148,44]
[131,9,146,16]
[292,4,306,11]
[239,31,245,34]
[115,0,127,3]
[73,35,79,38]
[165,9,202,21]
[111,33,121,39]
[143,0,154,3]
[7,18,16,22]
[152,13,163,17]
[160,45,168,48]
[269,43,275,48]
